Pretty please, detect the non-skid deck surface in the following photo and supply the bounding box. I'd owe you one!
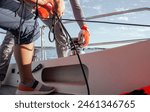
[0,85,16,95]
[0,85,70,95]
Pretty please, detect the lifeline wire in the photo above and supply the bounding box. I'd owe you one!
[1,19,150,27]
[62,19,150,27]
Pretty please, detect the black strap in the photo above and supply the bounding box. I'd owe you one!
[32,80,39,89]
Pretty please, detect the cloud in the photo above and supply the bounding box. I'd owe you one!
[117,16,129,21]
[92,6,102,10]
[81,0,90,4]
[115,7,129,12]
[107,16,129,22]
[139,0,149,3]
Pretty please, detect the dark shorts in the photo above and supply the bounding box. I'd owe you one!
[0,0,40,44]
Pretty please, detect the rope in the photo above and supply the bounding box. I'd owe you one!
[54,14,91,95]
[47,17,71,48]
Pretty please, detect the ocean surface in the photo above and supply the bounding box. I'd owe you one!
[11,47,103,63]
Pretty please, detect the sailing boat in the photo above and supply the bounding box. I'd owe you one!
[1,7,150,95]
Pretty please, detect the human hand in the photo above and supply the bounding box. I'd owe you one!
[78,25,90,47]
[38,0,65,19]
[53,0,65,17]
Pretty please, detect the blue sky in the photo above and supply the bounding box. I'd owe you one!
[0,0,150,48]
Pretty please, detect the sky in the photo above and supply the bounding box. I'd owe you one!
[0,0,150,48]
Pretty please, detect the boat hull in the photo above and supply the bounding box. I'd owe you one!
[4,40,150,94]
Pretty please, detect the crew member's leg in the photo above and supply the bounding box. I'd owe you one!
[0,0,39,83]
[0,0,55,94]
[42,18,69,58]
[54,20,69,57]
[0,32,14,85]
[14,43,34,83]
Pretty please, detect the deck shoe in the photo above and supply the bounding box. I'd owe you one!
[16,80,55,95]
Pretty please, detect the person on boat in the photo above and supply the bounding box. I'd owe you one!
[0,0,67,94]
[0,32,14,86]
[40,0,90,57]
[0,0,90,88]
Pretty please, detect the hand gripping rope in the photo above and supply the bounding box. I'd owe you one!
[34,0,90,95]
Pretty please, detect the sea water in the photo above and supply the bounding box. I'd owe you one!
[10,47,103,63]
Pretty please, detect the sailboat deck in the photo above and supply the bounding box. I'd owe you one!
[0,85,70,95]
